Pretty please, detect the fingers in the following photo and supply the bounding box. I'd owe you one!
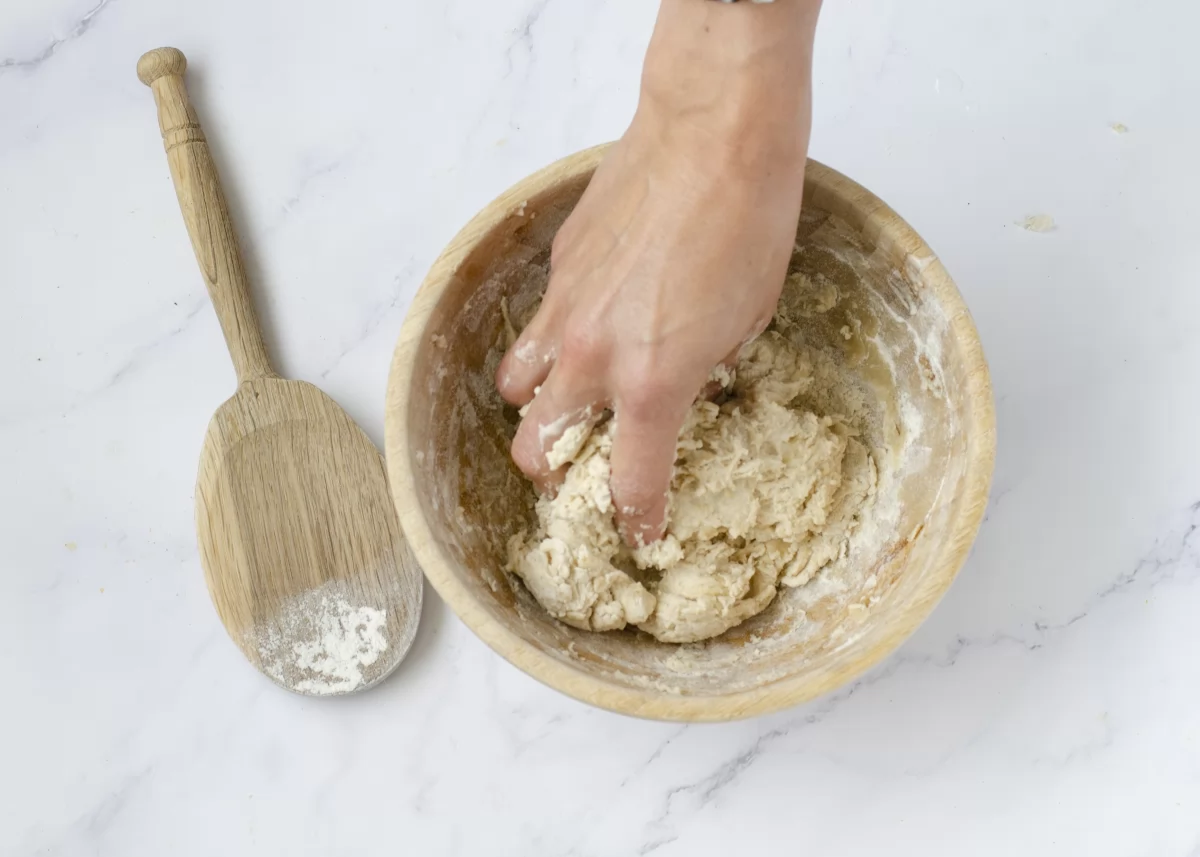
[609,389,692,548]
[496,318,557,407]
[511,365,605,494]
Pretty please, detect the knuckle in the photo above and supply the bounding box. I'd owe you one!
[496,351,540,406]
[616,365,676,423]
[496,371,525,405]
[495,363,515,396]
[511,425,548,478]
[559,318,608,367]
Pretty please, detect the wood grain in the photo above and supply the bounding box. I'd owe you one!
[384,145,995,721]
[139,47,422,695]
[137,48,274,385]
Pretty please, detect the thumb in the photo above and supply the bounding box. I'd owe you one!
[609,393,691,548]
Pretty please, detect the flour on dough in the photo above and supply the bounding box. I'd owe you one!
[507,330,877,644]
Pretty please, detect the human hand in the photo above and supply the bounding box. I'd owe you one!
[497,0,821,547]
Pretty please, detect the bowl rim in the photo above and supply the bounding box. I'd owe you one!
[385,144,996,722]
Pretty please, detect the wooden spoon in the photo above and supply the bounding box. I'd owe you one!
[137,47,421,696]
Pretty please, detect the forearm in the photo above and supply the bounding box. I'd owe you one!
[640,0,822,171]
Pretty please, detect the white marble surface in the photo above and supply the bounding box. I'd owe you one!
[3,0,1200,853]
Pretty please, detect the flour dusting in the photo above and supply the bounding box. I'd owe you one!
[252,582,389,695]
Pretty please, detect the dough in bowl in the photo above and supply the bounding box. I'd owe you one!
[507,327,877,643]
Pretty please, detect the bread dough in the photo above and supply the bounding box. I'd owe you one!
[507,330,877,643]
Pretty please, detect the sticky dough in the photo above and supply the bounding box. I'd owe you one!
[507,330,877,644]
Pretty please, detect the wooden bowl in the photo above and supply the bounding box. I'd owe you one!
[385,145,995,721]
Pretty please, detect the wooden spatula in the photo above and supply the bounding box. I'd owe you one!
[137,47,422,696]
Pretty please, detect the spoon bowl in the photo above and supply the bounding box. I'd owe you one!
[197,376,421,694]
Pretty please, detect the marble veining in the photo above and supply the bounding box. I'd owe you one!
[4,0,1200,854]
[0,0,113,73]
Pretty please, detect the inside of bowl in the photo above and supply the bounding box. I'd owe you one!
[406,164,981,697]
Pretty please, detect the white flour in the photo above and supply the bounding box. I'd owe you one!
[252,582,389,696]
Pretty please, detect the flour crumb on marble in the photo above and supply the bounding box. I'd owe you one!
[1018,214,1056,233]
[251,581,389,695]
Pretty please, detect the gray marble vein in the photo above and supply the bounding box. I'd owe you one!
[0,0,114,73]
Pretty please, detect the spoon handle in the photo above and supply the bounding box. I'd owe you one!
[137,47,276,385]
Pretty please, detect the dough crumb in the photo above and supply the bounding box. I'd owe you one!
[708,362,735,390]
[1018,214,1056,233]
[508,330,877,643]
[546,417,595,471]
[784,272,838,316]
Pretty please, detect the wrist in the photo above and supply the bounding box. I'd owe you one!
[639,0,821,174]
